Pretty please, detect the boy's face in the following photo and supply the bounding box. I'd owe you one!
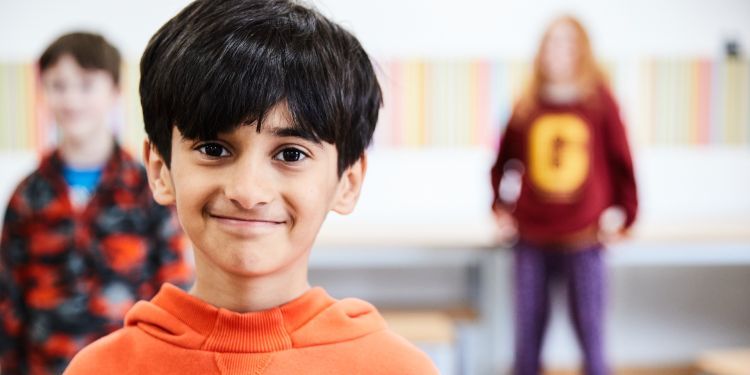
[145,104,365,278]
[41,54,118,140]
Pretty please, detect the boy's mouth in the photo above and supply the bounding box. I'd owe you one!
[208,212,287,238]
[209,213,286,225]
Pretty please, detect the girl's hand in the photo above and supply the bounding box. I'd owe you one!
[492,204,517,245]
[598,207,629,244]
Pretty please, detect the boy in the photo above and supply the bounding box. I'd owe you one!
[0,32,192,374]
[64,1,438,374]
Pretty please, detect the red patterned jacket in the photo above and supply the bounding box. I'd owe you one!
[0,144,192,375]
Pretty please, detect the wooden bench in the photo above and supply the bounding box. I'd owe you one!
[380,310,456,344]
[696,348,750,375]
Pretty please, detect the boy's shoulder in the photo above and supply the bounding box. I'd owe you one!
[107,144,151,192]
[64,323,208,375]
[281,294,439,374]
[3,153,60,216]
[63,327,139,374]
[353,327,441,374]
[4,146,150,214]
[10,144,145,186]
[265,325,439,374]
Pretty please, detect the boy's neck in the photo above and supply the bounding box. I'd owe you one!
[59,126,114,169]
[189,250,312,313]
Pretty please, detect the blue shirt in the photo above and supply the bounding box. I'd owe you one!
[62,165,103,207]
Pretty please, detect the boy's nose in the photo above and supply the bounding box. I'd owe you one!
[59,90,85,110]
[223,160,274,209]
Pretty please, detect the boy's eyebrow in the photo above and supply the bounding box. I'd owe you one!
[270,126,321,143]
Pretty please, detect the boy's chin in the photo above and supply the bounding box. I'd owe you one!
[222,263,291,279]
[212,250,305,279]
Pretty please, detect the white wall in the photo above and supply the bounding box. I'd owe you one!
[317,0,750,59]
[1,0,749,61]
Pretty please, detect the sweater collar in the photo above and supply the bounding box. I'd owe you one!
[144,283,336,353]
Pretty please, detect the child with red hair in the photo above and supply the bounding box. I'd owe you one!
[491,15,638,375]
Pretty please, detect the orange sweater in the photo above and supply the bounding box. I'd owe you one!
[63,284,438,374]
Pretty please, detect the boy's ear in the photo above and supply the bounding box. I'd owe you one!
[331,154,367,215]
[143,140,176,206]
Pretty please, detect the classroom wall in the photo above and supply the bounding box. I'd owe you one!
[1,0,749,60]
[3,0,749,152]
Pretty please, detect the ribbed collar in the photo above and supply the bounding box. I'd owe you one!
[147,283,335,353]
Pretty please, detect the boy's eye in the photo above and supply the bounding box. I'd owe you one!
[196,143,230,158]
[274,148,307,163]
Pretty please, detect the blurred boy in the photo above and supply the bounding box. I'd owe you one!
[63,1,438,374]
[0,32,192,375]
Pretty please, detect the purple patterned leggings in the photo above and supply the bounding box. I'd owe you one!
[513,241,609,375]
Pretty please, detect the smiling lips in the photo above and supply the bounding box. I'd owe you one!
[208,213,286,236]
[210,213,285,224]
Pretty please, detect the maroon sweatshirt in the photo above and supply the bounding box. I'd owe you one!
[490,86,638,243]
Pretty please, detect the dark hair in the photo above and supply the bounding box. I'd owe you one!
[140,0,382,175]
[39,32,121,85]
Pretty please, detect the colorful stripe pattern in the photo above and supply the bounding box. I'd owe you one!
[0,59,748,153]
[0,63,53,151]
[640,58,750,145]
[374,60,530,149]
